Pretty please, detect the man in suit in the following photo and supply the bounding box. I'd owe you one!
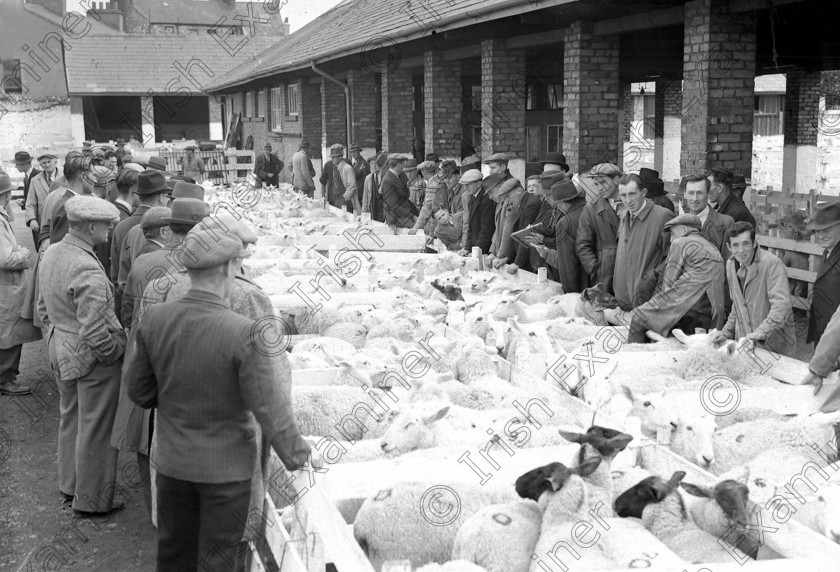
[379,154,418,233]
[363,152,389,223]
[807,203,840,346]
[575,163,622,293]
[125,228,318,571]
[25,153,57,249]
[639,168,675,214]
[14,151,39,212]
[319,144,358,212]
[291,140,316,197]
[349,142,370,207]
[458,167,496,256]
[114,169,137,220]
[708,167,756,227]
[684,174,734,260]
[38,195,126,515]
[254,143,283,188]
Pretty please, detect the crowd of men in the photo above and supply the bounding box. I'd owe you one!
[5,137,840,570]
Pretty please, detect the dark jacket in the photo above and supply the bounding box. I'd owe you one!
[254,153,284,187]
[701,207,735,261]
[511,193,545,271]
[463,187,495,255]
[809,242,840,345]
[379,170,418,227]
[576,197,620,294]
[22,167,40,206]
[125,289,311,482]
[536,196,589,293]
[650,195,676,214]
[717,192,756,227]
[351,155,370,206]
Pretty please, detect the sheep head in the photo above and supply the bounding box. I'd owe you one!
[558,425,634,461]
[514,458,601,502]
[581,283,619,311]
[379,404,450,455]
[681,479,751,527]
[670,411,717,469]
[614,471,686,518]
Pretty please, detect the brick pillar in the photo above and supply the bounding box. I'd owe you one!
[381,67,414,152]
[782,68,820,194]
[563,21,620,173]
[618,82,633,171]
[300,81,322,158]
[208,96,223,141]
[424,50,461,157]
[348,68,377,151]
[681,0,756,176]
[654,78,682,181]
[480,38,526,181]
[140,95,156,147]
[321,77,347,159]
[70,96,86,147]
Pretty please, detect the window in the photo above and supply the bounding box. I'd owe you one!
[243,92,251,117]
[253,91,262,118]
[642,93,656,140]
[526,126,541,162]
[754,94,784,136]
[471,85,482,112]
[1,59,22,94]
[547,124,562,154]
[527,83,563,111]
[271,87,283,132]
[163,25,176,34]
[826,95,840,111]
[286,84,299,115]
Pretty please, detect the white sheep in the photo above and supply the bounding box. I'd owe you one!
[789,485,840,544]
[451,500,540,572]
[291,304,349,335]
[291,336,355,364]
[322,321,368,349]
[485,280,563,304]
[611,466,652,500]
[488,297,567,323]
[353,481,516,571]
[292,385,391,441]
[486,316,554,368]
[287,350,330,370]
[452,335,502,383]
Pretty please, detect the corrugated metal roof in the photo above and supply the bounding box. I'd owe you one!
[64,34,275,94]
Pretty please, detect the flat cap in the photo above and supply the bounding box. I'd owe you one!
[458,170,483,184]
[14,151,32,164]
[299,140,311,149]
[122,162,145,173]
[483,153,509,164]
[461,154,481,166]
[540,170,567,190]
[373,151,389,169]
[551,180,579,202]
[141,206,172,230]
[389,153,409,162]
[404,158,418,169]
[65,195,120,223]
[418,160,437,173]
[329,144,345,156]
[37,153,56,161]
[178,230,245,270]
[198,212,258,249]
[0,173,12,194]
[664,213,702,230]
[425,153,440,163]
[587,163,622,178]
[116,138,126,145]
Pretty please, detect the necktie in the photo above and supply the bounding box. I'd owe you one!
[45,171,52,187]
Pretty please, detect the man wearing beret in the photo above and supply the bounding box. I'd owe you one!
[38,195,126,515]
[362,151,388,223]
[379,153,419,233]
[575,163,622,293]
[320,144,359,212]
[25,153,57,248]
[291,141,316,198]
[628,214,725,345]
[807,202,840,346]
[255,143,283,188]
[126,226,320,571]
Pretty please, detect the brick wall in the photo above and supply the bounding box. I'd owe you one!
[681,0,756,176]
[424,50,461,157]
[321,77,347,150]
[233,87,297,182]
[381,67,413,152]
[784,68,820,146]
[300,81,322,158]
[480,38,526,159]
[348,69,377,148]
[563,21,620,173]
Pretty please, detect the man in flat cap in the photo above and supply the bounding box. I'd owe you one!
[712,221,796,357]
[379,153,419,233]
[425,166,471,249]
[349,143,370,208]
[38,195,126,515]
[575,163,623,293]
[126,226,319,571]
[320,144,359,212]
[460,154,481,175]
[502,175,546,274]
[291,141,316,198]
[115,138,127,161]
[513,170,565,274]
[363,151,388,223]
[458,167,495,256]
[180,146,205,183]
[410,158,446,236]
[480,154,525,269]
[807,202,840,346]
[255,143,283,188]
[25,153,57,248]
[628,214,725,346]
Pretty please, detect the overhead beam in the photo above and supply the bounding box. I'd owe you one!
[593,5,684,35]
[730,0,809,13]
[505,28,567,49]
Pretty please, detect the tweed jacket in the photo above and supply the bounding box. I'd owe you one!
[125,289,310,483]
[0,205,41,349]
[291,150,315,192]
[486,175,525,260]
[575,196,620,294]
[38,234,125,380]
[120,245,177,328]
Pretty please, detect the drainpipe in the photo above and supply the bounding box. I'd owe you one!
[310,61,352,160]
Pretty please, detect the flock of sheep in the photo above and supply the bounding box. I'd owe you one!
[217,186,840,571]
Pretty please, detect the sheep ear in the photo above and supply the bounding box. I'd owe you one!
[646,330,667,343]
[680,482,712,498]
[557,429,585,444]
[669,471,687,490]
[422,406,450,425]
[620,384,635,402]
[575,456,602,477]
[672,329,690,345]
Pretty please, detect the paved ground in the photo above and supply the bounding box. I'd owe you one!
[0,210,156,572]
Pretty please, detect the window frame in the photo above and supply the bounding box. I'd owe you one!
[286,84,299,116]
[243,91,251,117]
[270,87,283,132]
[546,124,562,154]
[1,59,23,94]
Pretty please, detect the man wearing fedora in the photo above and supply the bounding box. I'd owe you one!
[180,146,205,183]
[349,143,370,207]
[14,151,39,210]
[255,143,283,188]
[628,214,725,345]
[363,151,389,222]
[25,153,57,249]
[502,174,546,274]
[639,168,675,214]
[541,152,571,177]
[482,154,525,269]
[115,138,127,161]
[708,167,756,227]
[291,141,316,198]
[320,144,359,212]
[516,171,566,274]
[807,202,840,346]
[39,195,126,515]
[576,163,622,293]
[684,174,734,259]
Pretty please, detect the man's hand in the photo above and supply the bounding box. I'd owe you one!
[456,249,468,257]
[803,371,825,396]
[529,232,545,245]
[533,244,549,258]
[28,220,39,232]
[308,446,325,470]
[505,263,519,275]
[407,228,417,235]
[711,331,730,345]
[492,257,508,269]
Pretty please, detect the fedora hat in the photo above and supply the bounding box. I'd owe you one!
[551,179,578,202]
[0,173,12,194]
[164,198,208,226]
[540,170,567,191]
[116,138,126,146]
[300,140,311,149]
[169,181,205,201]
[404,158,418,170]
[165,175,197,191]
[483,152,509,165]
[14,151,32,165]
[136,170,170,195]
[639,168,666,197]
[329,144,344,157]
[425,153,440,163]
[541,152,569,170]
[147,156,168,171]
[806,202,840,231]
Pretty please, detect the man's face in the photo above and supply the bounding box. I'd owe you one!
[15,162,30,174]
[90,221,113,245]
[406,168,417,179]
[331,155,342,166]
[108,157,118,170]
[350,150,360,160]
[685,181,709,214]
[670,224,688,240]
[618,181,646,213]
[40,157,56,173]
[707,176,723,203]
[527,179,539,194]
[729,230,755,265]
[487,162,505,176]
[814,222,840,251]
[468,181,482,195]
[264,148,272,157]
[186,150,194,158]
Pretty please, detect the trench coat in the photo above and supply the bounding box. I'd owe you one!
[0,206,41,349]
[809,242,840,345]
[631,230,725,337]
[486,176,524,259]
[576,196,620,294]
[721,247,797,358]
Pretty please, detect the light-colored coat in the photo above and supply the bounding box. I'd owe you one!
[722,247,796,357]
[291,149,315,191]
[38,234,126,380]
[0,206,41,348]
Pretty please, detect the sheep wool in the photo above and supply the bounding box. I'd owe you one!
[322,321,369,349]
[353,481,516,571]
[292,386,390,441]
[452,500,541,572]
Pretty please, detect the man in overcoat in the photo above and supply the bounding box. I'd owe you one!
[319,144,358,212]
[379,153,418,232]
[708,167,756,227]
[291,140,316,197]
[25,153,57,249]
[459,168,496,255]
[349,142,370,207]
[575,163,622,293]
[807,202,840,346]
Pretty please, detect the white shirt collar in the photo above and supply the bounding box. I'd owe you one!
[697,205,710,226]
[629,199,647,218]
[115,198,132,211]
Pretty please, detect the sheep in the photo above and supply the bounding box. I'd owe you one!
[451,500,541,572]
[551,342,618,413]
[789,485,840,543]
[615,471,752,564]
[488,297,568,323]
[452,335,502,383]
[368,316,432,342]
[486,316,554,367]
[610,466,653,499]
[415,562,490,572]
[292,385,391,440]
[431,278,465,301]
[353,481,517,571]
[290,303,349,335]
[291,336,356,363]
[712,411,840,474]
[486,280,564,304]
[287,350,330,370]
[546,283,620,326]
[322,321,368,349]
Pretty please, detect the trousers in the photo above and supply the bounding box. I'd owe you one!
[156,473,251,572]
[55,359,122,512]
[0,344,22,384]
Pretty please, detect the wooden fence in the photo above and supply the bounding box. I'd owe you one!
[153,148,255,185]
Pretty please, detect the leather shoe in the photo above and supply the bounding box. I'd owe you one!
[73,501,126,518]
[0,381,31,396]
